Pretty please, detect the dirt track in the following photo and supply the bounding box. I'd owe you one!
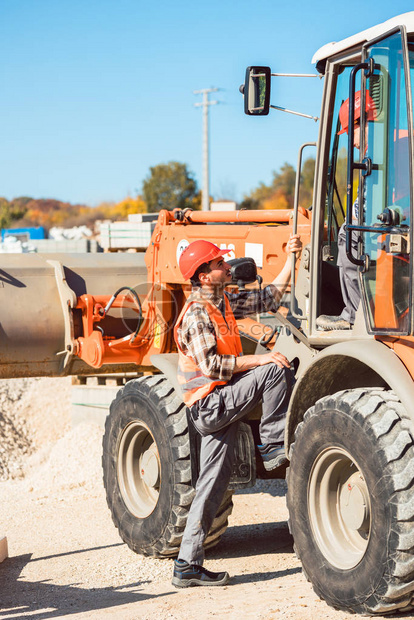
[0,377,413,620]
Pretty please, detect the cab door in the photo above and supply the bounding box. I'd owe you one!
[348,29,413,334]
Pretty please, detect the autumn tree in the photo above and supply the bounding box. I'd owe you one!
[0,195,150,232]
[111,195,147,219]
[142,162,198,212]
[0,196,35,229]
[239,157,315,210]
[9,196,32,221]
[0,198,10,229]
[300,157,315,208]
[190,190,202,211]
[271,163,296,208]
[239,182,273,210]
[262,190,290,211]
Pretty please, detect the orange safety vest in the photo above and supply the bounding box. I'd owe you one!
[174,294,243,407]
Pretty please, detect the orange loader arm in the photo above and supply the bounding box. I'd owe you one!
[72,207,312,370]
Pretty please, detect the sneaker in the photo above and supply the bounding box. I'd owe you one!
[316,315,351,330]
[258,444,288,471]
[172,559,230,588]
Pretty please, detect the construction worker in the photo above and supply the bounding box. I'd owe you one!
[172,234,302,588]
[317,91,376,330]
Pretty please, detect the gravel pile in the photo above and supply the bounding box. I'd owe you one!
[0,375,109,500]
[25,421,104,497]
[0,376,71,480]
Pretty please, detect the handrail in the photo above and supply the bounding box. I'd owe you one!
[290,142,316,320]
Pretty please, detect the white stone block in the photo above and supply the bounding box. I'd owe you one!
[0,537,8,563]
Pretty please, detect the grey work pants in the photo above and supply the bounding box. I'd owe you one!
[337,225,361,324]
[178,363,292,566]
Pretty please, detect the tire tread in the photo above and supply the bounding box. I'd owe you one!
[103,375,233,558]
[288,388,414,615]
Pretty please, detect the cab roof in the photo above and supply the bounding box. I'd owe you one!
[312,12,414,69]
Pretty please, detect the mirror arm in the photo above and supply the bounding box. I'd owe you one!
[271,73,322,78]
[269,105,319,122]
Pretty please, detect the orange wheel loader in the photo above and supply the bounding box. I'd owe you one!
[2,12,414,615]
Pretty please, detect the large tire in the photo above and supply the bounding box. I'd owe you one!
[287,388,414,615]
[102,374,233,557]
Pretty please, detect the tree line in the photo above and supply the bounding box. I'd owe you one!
[0,158,315,232]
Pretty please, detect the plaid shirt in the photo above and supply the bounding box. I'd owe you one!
[176,285,280,382]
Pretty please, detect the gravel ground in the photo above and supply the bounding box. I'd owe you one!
[1,377,414,619]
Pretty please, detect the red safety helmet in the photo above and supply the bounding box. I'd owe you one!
[179,240,228,280]
[338,90,377,135]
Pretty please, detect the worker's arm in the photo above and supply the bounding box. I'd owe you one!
[230,234,302,374]
[179,303,290,378]
[227,233,302,318]
[269,233,302,306]
[233,349,291,374]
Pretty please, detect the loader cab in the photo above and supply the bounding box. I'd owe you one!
[310,20,414,342]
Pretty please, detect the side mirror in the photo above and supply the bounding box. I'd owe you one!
[241,66,271,116]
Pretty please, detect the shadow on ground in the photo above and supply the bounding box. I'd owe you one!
[235,479,287,498]
[231,566,302,584]
[0,548,174,620]
[208,520,293,560]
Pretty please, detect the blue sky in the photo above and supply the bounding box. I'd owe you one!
[0,0,413,206]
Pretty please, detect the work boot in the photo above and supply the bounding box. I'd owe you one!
[172,559,230,588]
[258,443,288,471]
[316,315,351,330]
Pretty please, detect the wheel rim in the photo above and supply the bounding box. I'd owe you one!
[117,420,161,518]
[308,446,371,569]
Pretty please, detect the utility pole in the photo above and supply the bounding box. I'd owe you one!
[194,87,219,211]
